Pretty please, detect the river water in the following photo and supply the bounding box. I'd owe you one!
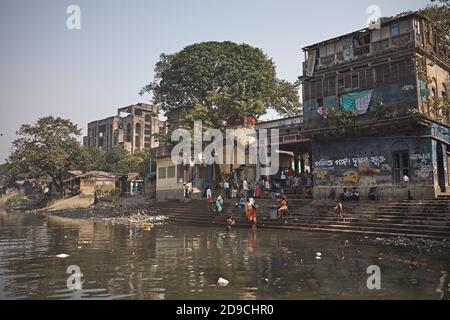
[0,209,449,300]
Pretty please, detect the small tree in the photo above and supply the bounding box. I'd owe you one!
[8,116,86,196]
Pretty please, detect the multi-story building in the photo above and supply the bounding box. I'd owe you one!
[84,103,166,154]
[299,13,450,200]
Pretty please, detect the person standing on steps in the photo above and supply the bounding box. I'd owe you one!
[280,170,287,188]
[403,174,413,200]
[335,200,345,222]
[224,180,231,199]
[207,186,215,212]
[216,194,224,214]
[243,178,249,200]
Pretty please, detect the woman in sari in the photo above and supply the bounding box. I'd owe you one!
[216,194,224,213]
[245,201,253,221]
[254,181,261,198]
[250,205,257,229]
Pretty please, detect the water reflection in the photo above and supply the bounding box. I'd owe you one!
[0,209,449,300]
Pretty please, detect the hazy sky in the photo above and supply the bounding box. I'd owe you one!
[0,0,430,163]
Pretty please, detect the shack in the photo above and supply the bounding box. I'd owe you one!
[65,171,117,196]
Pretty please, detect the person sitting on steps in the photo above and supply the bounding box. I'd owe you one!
[277,196,288,219]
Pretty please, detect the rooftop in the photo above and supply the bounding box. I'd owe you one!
[302,12,425,51]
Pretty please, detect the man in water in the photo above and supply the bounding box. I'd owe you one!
[227,216,236,232]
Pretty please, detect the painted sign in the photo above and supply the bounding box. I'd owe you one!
[315,156,386,169]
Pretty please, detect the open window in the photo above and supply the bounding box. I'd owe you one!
[354,33,371,56]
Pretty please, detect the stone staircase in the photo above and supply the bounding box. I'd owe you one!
[148,195,450,240]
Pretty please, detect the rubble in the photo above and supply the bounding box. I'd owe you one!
[52,207,169,227]
[372,236,450,249]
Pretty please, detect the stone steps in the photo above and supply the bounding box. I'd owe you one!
[148,197,450,239]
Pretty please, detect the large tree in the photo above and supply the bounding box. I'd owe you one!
[141,41,301,130]
[8,116,86,195]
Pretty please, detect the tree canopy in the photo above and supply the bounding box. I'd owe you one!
[141,41,301,130]
[8,116,86,193]
[83,147,151,178]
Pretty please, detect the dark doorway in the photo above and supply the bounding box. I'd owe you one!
[437,143,446,193]
[393,151,410,184]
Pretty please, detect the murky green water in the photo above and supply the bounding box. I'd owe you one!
[0,209,449,300]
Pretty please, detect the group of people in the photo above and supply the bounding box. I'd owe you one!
[279,169,314,197]
[341,188,360,202]
[222,178,271,200]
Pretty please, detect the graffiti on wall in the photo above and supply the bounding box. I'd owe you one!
[314,155,391,186]
[314,156,386,169]
[411,153,433,180]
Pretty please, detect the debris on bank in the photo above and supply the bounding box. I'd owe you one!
[372,236,450,249]
[51,207,169,228]
[91,210,169,227]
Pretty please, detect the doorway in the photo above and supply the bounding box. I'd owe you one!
[392,151,410,184]
[436,143,446,193]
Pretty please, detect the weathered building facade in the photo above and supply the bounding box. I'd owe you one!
[84,103,165,154]
[300,13,450,200]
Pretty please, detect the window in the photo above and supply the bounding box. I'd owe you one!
[167,166,176,179]
[351,73,359,89]
[431,78,438,99]
[338,74,345,91]
[158,167,166,180]
[393,152,410,184]
[442,83,448,101]
[390,24,400,38]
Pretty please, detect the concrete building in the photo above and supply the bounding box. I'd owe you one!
[84,103,165,154]
[298,13,450,200]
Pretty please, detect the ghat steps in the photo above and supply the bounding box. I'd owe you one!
[149,197,450,240]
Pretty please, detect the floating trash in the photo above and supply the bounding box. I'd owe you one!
[217,277,229,287]
[56,254,69,258]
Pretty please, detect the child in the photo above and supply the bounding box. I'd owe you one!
[335,200,344,222]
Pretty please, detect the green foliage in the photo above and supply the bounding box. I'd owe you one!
[323,108,359,126]
[83,147,150,178]
[372,102,399,120]
[114,152,149,177]
[8,116,85,194]
[141,42,301,130]
[427,97,450,121]
[0,163,12,186]
[422,0,450,58]
[5,194,26,206]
